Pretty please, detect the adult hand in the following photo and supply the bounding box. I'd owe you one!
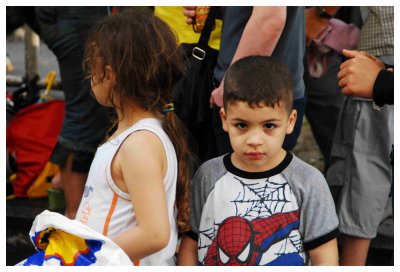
[338,49,384,99]
[183,6,196,25]
[210,80,224,108]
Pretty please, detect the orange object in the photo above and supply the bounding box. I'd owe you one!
[193,6,210,33]
[27,162,60,198]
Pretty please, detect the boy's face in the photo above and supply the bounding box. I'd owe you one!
[220,101,296,172]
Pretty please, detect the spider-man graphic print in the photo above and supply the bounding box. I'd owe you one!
[197,172,306,266]
[203,211,302,265]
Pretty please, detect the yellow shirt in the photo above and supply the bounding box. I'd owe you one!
[154,6,222,50]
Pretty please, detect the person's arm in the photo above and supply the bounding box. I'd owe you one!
[373,69,394,106]
[231,6,286,63]
[309,238,339,265]
[111,130,170,262]
[211,6,287,107]
[177,234,198,265]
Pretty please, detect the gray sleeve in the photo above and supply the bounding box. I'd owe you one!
[189,156,227,236]
[300,170,339,249]
[286,157,339,250]
[188,166,207,235]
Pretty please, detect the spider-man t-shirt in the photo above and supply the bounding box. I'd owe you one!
[187,152,338,266]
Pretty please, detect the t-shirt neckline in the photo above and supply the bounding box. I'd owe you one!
[223,151,293,179]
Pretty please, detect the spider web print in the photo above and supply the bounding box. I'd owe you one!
[278,232,303,255]
[231,175,294,220]
[198,225,217,250]
[258,231,304,265]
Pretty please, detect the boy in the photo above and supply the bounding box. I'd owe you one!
[178,56,339,266]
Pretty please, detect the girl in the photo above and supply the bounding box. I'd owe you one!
[75,10,192,265]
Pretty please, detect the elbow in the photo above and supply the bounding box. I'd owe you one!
[150,229,170,252]
[157,231,170,250]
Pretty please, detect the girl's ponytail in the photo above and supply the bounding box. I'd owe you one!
[163,111,196,233]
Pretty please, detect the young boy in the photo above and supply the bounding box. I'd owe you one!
[178,56,339,266]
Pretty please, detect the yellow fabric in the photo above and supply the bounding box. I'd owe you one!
[27,162,60,198]
[38,228,90,266]
[154,6,222,50]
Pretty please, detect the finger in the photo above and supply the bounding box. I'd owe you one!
[338,76,348,89]
[342,49,357,58]
[339,59,351,70]
[337,68,347,80]
[183,9,196,17]
[343,49,371,60]
[341,85,351,96]
[186,18,194,24]
[387,68,394,73]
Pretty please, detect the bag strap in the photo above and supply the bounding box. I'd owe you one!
[192,6,218,60]
[197,7,218,47]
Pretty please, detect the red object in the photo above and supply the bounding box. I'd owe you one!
[6,100,65,197]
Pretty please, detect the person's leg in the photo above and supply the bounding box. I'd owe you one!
[61,153,87,219]
[340,235,371,266]
[51,171,62,190]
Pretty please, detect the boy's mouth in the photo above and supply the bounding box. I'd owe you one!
[245,152,264,160]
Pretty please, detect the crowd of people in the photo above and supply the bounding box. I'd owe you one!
[6,6,393,266]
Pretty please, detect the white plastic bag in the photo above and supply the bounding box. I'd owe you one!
[16,210,133,266]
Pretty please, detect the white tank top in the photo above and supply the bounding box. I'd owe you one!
[76,118,178,265]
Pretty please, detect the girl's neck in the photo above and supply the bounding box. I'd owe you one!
[113,104,161,138]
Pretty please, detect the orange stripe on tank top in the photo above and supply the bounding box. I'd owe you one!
[102,192,118,236]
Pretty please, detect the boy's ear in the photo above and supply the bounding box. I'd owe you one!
[220,107,228,132]
[286,109,297,134]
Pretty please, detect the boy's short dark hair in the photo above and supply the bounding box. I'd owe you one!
[223,56,294,113]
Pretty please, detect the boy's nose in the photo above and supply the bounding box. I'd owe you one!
[246,131,263,146]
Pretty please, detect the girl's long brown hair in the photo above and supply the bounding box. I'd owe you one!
[84,9,193,232]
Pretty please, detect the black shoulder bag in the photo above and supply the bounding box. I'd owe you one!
[173,7,219,130]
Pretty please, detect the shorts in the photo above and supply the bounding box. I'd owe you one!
[50,142,94,173]
[326,97,393,239]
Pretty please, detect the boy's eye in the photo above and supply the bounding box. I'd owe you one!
[264,123,276,129]
[235,122,248,129]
